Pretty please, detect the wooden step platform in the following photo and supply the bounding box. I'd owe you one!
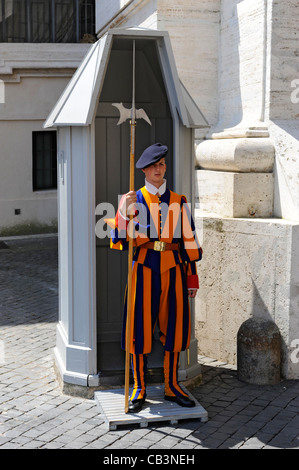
[94,385,208,431]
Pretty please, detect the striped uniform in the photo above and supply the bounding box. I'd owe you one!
[110,185,202,399]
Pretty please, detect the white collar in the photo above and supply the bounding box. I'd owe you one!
[145,178,166,196]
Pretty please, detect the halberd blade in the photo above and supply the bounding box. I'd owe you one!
[136,108,152,126]
[112,103,131,125]
[112,102,151,126]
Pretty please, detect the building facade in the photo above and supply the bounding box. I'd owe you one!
[0,0,95,234]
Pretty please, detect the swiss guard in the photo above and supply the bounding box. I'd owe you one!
[109,143,202,413]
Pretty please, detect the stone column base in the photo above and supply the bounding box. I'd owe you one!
[195,136,275,218]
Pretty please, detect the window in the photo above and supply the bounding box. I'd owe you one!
[0,0,95,43]
[33,131,57,191]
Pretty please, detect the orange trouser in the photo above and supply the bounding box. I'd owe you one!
[130,351,188,401]
[123,263,191,355]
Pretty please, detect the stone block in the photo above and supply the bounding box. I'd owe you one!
[237,317,281,385]
[196,170,274,218]
[194,212,299,379]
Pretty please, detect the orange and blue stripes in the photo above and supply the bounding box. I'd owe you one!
[164,351,189,398]
[130,354,147,401]
[110,188,202,270]
[122,263,191,355]
[130,351,188,400]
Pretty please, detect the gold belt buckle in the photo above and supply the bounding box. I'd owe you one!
[154,241,166,252]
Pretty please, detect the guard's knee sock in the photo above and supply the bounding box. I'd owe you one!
[164,351,189,398]
[130,354,147,401]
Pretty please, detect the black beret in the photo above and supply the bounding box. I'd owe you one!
[136,143,168,169]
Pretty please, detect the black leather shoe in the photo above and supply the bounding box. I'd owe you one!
[128,396,146,413]
[165,394,196,407]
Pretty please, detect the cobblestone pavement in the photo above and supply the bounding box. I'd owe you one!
[0,235,299,450]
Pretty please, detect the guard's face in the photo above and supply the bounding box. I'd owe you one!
[142,158,166,187]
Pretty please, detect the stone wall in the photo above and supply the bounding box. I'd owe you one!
[157,0,220,132]
[268,0,299,220]
[215,0,266,132]
[96,0,220,134]
[194,0,299,379]
[195,212,299,379]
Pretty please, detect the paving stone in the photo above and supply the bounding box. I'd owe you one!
[1,235,299,450]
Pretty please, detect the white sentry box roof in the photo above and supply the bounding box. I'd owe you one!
[44,27,208,129]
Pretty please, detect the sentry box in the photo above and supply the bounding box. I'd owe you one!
[44,27,208,393]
